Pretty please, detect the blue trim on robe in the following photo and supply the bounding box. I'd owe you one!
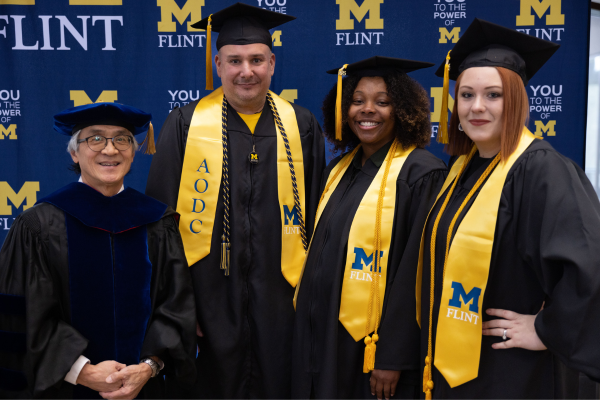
[0,293,25,315]
[37,183,167,399]
[37,182,167,233]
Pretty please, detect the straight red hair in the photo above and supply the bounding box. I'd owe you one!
[445,67,530,161]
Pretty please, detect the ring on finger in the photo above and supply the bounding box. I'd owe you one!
[502,329,507,340]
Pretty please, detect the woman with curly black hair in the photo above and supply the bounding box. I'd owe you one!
[291,56,447,399]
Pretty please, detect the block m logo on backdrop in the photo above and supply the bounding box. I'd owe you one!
[157,0,204,32]
[0,182,39,215]
[336,0,384,30]
[70,90,118,107]
[516,0,564,25]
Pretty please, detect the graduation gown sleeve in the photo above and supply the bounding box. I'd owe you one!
[510,148,600,382]
[375,154,448,372]
[145,106,192,209]
[142,210,197,386]
[292,103,326,237]
[0,205,88,398]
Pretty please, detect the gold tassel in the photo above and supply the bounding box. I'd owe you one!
[423,356,434,399]
[140,122,156,155]
[363,335,372,373]
[205,15,214,91]
[220,234,226,270]
[369,333,378,371]
[437,50,452,145]
[335,64,348,141]
[362,333,378,373]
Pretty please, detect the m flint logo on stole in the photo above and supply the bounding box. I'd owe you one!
[283,205,300,233]
[446,281,481,324]
[349,247,384,281]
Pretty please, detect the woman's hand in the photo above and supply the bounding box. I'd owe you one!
[370,369,400,400]
[482,308,547,351]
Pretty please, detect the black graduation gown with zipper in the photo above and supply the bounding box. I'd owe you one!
[146,99,325,399]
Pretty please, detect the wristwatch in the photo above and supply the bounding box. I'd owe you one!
[140,358,160,378]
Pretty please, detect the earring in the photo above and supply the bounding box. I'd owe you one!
[458,123,464,132]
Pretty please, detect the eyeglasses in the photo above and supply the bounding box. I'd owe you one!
[77,135,133,152]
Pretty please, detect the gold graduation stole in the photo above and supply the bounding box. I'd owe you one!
[176,87,307,287]
[294,140,415,372]
[416,128,536,397]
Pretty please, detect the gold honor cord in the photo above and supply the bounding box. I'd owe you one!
[362,139,400,373]
[177,88,306,285]
[423,147,497,399]
[419,129,537,398]
[268,91,308,287]
[323,141,415,373]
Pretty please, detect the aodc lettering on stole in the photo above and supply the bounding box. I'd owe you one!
[190,159,209,234]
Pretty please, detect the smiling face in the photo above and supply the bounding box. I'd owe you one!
[215,43,275,113]
[457,67,504,157]
[347,76,396,151]
[70,125,135,196]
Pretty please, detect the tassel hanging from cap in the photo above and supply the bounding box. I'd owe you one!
[335,64,348,141]
[437,50,452,145]
[206,14,214,91]
[140,122,156,155]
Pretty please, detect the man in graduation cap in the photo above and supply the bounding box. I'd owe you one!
[145,3,325,398]
[0,102,196,399]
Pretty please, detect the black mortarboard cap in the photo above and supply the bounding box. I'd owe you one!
[328,56,434,141]
[192,3,295,50]
[192,3,295,91]
[434,18,559,145]
[327,56,434,77]
[435,18,560,85]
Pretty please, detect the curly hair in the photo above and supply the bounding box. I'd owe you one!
[322,70,432,153]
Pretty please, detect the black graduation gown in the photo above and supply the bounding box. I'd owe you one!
[291,142,447,399]
[419,139,600,398]
[0,184,196,399]
[145,100,325,399]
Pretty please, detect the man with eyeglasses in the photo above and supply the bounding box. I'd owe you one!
[0,102,196,399]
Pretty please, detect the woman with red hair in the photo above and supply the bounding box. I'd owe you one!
[413,18,600,398]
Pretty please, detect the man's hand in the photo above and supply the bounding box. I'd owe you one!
[370,369,401,400]
[99,363,152,399]
[76,361,125,392]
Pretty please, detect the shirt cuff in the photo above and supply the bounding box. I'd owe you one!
[65,355,90,385]
[153,357,165,371]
